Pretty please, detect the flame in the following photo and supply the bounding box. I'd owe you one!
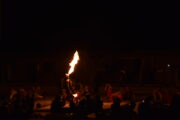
[66,51,79,76]
[72,93,78,98]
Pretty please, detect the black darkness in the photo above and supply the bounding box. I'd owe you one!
[1,0,179,54]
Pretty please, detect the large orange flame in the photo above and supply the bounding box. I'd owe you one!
[66,51,79,77]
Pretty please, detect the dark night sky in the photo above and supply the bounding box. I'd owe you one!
[1,0,179,54]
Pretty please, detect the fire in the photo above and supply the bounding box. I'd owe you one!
[72,93,78,98]
[66,51,80,77]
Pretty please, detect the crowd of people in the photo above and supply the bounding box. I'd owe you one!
[49,84,180,120]
[0,87,43,119]
[0,84,180,120]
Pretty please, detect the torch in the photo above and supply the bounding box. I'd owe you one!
[65,51,79,95]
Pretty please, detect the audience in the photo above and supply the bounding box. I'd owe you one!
[0,85,180,120]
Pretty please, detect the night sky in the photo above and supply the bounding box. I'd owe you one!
[1,0,179,54]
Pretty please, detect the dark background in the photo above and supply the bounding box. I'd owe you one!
[1,0,179,54]
[0,1,180,93]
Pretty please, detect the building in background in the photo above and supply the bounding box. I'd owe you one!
[0,50,180,95]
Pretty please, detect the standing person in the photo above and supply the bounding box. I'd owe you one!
[110,97,121,120]
[65,74,75,96]
[84,85,90,96]
[9,88,17,102]
[104,83,113,101]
